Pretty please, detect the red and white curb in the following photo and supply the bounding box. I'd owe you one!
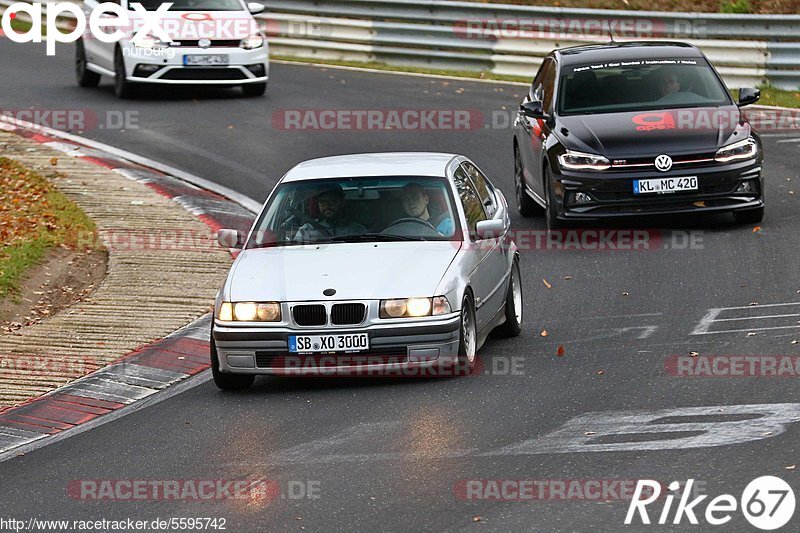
[0,117,258,457]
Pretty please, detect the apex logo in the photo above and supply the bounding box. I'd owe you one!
[633,111,677,132]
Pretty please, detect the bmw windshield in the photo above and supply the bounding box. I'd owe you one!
[247,177,461,248]
[558,59,733,116]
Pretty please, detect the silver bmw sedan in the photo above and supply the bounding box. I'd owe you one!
[211,152,522,389]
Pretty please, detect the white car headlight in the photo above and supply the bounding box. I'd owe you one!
[715,137,758,163]
[240,33,264,50]
[557,150,611,171]
[380,296,451,319]
[218,302,281,322]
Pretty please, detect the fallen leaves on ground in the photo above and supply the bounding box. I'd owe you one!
[752,226,762,233]
[540,330,548,337]
[557,345,565,356]
[542,278,552,289]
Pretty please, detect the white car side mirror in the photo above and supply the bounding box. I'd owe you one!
[247,2,266,15]
[475,219,505,239]
[217,229,243,249]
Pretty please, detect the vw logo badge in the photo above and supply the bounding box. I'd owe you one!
[655,154,673,172]
[198,38,212,49]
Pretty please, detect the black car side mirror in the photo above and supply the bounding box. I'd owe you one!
[520,100,547,119]
[738,88,760,107]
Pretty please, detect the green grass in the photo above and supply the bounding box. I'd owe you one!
[0,158,98,302]
[752,85,800,108]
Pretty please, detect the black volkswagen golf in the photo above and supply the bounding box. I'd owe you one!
[513,42,764,229]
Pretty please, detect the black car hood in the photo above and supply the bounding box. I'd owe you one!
[557,106,749,157]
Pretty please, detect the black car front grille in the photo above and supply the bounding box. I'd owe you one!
[292,305,327,326]
[160,68,246,80]
[256,347,408,368]
[611,153,719,172]
[331,303,366,325]
[590,181,737,201]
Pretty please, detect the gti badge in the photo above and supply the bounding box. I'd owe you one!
[655,154,673,172]
[198,38,212,49]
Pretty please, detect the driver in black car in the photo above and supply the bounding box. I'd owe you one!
[294,184,367,241]
[398,183,455,236]
[657,67,682,99]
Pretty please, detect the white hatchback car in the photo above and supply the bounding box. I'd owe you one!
[77,0,269,98]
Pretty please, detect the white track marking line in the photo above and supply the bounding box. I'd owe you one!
[693,325,800,335]
[713,313,800,322]
[691,308,724,335]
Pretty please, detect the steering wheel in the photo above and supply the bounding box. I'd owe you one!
[286,206,333,236]
[384,217,438,232]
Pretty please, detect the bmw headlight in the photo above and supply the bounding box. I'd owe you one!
[380,297,451,319]
[218,302,281,322]
[557,150,611,171]
[715,137,758,163]
[240,33,264,50]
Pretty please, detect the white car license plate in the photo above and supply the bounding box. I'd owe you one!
[634,176,698,195]
[183,54,229,66]
[289,334,369,354]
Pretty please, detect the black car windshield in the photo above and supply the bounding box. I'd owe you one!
[129,0,244,11]
[246,177,461,248]
[558,58,732,115]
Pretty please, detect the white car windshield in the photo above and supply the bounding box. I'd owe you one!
[246,177,461,248]
[131,0,245,11]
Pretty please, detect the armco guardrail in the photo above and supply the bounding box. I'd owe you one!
[1,0,798,89]
[261,0,800,89]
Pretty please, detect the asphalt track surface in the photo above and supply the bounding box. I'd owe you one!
[1,41,800,531]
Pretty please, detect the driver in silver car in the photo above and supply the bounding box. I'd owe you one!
[399,183,455,236]
[294,184,367,241]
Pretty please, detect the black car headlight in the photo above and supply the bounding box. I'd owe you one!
[557,150,611,171]
[715,138,758,163]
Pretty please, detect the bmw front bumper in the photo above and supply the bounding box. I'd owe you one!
[212,314,462,376]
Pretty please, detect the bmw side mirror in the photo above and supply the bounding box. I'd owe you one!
[475,219,505,240]
[217,229,244,249]
[520,100,546,119]
[738,88,760,107]
[247,2,266,15]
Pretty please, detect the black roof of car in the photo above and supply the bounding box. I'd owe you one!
[555,41,705,67]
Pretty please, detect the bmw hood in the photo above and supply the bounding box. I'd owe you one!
[226,241,461,302]
[557,106,749,157]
